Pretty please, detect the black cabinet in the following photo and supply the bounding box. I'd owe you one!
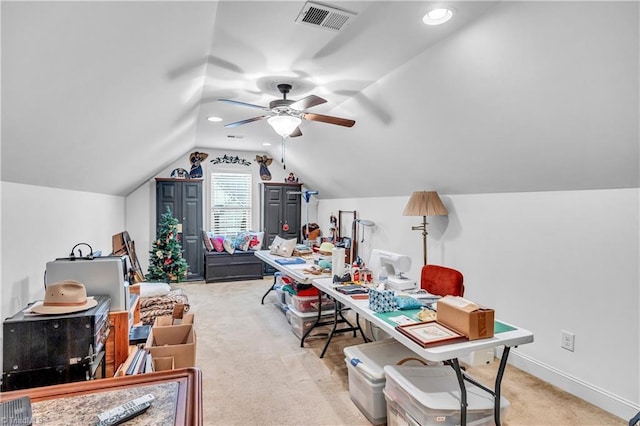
[156,178,203,280]
[261,182,302,248]
[261,182,302,276]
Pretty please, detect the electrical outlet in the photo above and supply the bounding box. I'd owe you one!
[561,330,575,352]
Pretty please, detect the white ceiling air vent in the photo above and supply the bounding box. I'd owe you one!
[295,1,357,32]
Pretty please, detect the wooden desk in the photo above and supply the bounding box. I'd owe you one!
[0,367,202,425]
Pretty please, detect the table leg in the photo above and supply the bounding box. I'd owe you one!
[355,313,370,343]
[260,274,278,305]
[300,293,324,348]
[450,358,468,425]
[493,346,511,426]
[319,303,341,358]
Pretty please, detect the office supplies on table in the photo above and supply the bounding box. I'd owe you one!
[274,257,306,265]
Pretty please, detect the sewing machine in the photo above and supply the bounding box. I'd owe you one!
[369,249,417,291]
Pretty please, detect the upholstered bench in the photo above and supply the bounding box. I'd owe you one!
[204,250,264,283]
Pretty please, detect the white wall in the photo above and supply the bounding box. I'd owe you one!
[318,188,639,420]
[125,148,313,274]
[0,181,125,332]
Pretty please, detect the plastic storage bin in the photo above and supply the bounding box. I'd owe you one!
[343,339,430,425]
[286,305,334,339]
[383,365,510,426]
[291,294,336,313]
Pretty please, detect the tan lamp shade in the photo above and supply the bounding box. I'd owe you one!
[402,191,448,217]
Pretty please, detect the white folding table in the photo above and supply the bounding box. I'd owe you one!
[312,277,534,426]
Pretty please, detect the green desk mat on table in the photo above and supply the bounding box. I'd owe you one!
[374,309,517,334]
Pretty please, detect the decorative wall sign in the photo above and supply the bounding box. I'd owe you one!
[255,155,273,181]
[210,155,251,166]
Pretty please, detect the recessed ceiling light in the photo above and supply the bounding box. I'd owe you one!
[423,8,453,25]
[207,116,223,122]
[262,142,271,146]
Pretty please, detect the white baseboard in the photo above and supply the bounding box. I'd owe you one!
[496,348,639,421]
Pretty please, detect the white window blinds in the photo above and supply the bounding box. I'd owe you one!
[210,172,252,238]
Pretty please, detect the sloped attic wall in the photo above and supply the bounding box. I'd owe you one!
[283,1,639,199]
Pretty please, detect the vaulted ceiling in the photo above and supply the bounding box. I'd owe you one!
[2,1,638,199]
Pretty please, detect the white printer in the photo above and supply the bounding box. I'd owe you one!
[45,255,131,311]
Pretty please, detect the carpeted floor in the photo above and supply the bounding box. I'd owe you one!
[176,278,624,426]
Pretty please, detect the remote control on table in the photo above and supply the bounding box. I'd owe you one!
[96,401,151,426]
[97,393,154,425]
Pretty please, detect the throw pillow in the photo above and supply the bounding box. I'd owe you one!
[139,282,171,298]
[202,231,214,252]
[269,235,296,257]
[212,236,224,252]
[248,231,265,251]
[234,232,251,251]
[223,237,235,254]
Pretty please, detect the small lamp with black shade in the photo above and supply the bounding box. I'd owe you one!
[402,191,448,265]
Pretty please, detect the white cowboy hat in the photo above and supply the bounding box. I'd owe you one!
[31,280,98,315]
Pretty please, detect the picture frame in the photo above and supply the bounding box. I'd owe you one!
[396,321,467,348]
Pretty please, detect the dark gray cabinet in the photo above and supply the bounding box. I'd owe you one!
[261,182,302,247]
[156,178,203,280]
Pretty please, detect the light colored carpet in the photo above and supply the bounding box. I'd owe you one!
[176,279,624,426]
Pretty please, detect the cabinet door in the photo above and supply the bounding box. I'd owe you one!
[263,185,284,247]
[156,180,203,281]
[157,182,180,223]
[282,189,301,241]
[181,181,203,280]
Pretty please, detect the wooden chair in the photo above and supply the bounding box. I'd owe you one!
[420,264,464,297]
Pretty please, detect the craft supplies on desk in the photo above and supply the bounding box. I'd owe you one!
[274,257,306,265]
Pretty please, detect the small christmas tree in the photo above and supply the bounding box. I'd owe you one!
[146,207,189,282]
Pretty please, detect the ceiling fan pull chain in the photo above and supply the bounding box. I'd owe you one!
[281,136,286,169]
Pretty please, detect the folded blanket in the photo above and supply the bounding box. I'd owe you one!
[139,288,190,325]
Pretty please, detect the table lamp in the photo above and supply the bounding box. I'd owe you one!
[402,191,448,265]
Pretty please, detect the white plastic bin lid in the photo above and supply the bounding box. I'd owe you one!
[344,339,426,383]
[383,365,509,411]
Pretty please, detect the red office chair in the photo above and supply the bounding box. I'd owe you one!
[420,265,465,297]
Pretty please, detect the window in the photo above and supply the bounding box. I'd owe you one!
[210,172,252,238]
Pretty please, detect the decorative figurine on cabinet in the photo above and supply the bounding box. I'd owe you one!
[170,168,189,179]
[285,172,298,183]
[189,151,209,178]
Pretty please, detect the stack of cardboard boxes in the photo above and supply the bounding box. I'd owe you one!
[145,313,196,371]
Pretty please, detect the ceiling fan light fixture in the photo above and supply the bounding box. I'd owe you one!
[423,8,454,25]
[268,115,302,138]
[207,116,223,122]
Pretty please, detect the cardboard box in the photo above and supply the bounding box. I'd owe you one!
[152,356,175,372]
[145,323,196,368]
[153,312,195,327]
[437,296,494,340]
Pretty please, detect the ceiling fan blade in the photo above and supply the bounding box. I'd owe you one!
[224,115,270,128]
[218,99,269,111]
[289,127,303,138]
[289,95,327,111]
[302,112,355,127]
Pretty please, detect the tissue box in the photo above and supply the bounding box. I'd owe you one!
[437,296,494,340]
[368,288,397,313]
